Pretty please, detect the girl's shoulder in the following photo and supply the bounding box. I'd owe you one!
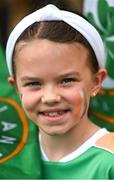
[95,132,114,154]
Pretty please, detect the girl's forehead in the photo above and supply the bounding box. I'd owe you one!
[15,39,88,56]
[15,39,88,66]
[15,40,91,79]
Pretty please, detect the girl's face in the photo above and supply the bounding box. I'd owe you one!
[9,39,105,136]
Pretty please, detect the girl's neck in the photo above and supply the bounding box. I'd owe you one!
[40,119,100,161]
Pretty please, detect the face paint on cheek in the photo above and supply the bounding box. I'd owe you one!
[74,90,85,119]
[21,94,26,112]
[21,93,30,112]
[21,93,32,120]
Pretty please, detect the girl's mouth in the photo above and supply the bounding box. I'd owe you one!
[40,110,69,117]
[39,109,70,122]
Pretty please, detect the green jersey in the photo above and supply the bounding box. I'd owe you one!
[41,129,114,179]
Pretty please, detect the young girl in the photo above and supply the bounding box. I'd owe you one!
[6,4,114,179]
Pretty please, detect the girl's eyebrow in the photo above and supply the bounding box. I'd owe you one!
[58,72,80,78]
[20,76,42,81]
[20,72,80,81]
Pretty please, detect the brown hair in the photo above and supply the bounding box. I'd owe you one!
[13,21,99,77]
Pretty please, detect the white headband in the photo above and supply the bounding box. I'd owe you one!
[6,4,105,75]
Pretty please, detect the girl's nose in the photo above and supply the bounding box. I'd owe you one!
[41,86,61,105]
[41,94,61,105]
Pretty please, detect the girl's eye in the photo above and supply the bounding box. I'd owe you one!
[25,82,41,88]
[61,78,76,85]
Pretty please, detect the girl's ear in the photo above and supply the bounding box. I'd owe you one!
[97,68,107,84]
[91,68,107,97]
[8,76,15,86]
[8,76,21,98]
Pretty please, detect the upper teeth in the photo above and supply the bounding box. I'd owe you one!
[44,112,63,116]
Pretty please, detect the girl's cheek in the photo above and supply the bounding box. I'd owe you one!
[21,93,33,112]
[21,91,41,111]
[21,93,34,119]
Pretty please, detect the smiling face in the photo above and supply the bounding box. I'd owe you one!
[9,39,104,136]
